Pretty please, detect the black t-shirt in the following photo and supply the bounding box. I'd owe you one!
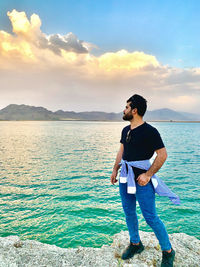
[120,122,165,162]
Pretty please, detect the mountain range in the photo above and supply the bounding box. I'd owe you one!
[0,104,199,121]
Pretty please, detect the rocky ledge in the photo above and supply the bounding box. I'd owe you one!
[0,231,199,267]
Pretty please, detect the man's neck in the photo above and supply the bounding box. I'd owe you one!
[130,117,144,130]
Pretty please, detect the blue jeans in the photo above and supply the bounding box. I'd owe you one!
[119,179,172,251]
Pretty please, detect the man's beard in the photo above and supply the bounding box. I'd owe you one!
[123,112,133,121]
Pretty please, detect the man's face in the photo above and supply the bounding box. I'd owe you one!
[123,102,133,121]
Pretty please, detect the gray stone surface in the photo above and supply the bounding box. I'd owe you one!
[0,231,199,267]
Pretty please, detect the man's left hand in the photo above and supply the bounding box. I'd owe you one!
[137,172,151,186]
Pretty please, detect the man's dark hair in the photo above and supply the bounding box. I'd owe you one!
[127,94,147,116]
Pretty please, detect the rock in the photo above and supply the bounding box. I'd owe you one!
[0,231,199,266]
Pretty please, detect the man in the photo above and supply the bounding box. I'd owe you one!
[110,94,176,267]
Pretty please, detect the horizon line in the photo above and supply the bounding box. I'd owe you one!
[1,103,200,116]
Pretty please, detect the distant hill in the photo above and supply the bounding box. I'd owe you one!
[0,104,59,121]
[54,110,121,121]
[0,104,199,121]
[144,108,200,121]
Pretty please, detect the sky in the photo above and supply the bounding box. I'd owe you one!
[0,0,200,113]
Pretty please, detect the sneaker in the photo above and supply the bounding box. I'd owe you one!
[121,241,144,260]
[161,248,175,267]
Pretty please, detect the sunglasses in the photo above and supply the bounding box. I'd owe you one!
[126,129,131,143]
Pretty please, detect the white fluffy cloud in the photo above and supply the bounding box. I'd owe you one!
[0,9,199,114]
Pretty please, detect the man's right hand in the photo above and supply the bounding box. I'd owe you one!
[110,143,123,185]
[110,169,118,185]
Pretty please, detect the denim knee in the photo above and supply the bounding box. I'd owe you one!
[122,204,136,217]
[144,215,160,227]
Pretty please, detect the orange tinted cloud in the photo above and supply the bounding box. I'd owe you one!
[98,50,159,71]
[7,9,41,38]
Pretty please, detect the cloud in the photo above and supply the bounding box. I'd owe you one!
[7,9,41,38]
[4,9,89,59]
[97,49,159,71]
[0,9,199,115]
[0,10,160,71]
[47,33,88,54]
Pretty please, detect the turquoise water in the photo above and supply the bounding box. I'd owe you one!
[0,121,199,248]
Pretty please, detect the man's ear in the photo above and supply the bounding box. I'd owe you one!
[132,108,137,115]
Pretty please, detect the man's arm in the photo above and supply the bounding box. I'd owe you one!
[137,147,167,186]
[110,143,124,185]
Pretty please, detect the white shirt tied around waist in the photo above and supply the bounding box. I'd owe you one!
[119,159,180,205]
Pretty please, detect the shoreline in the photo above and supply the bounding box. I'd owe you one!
[0,230,199,266]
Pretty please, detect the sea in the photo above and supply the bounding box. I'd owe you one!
[0,121,199,248]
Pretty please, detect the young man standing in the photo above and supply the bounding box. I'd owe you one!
[110,94,176,267]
